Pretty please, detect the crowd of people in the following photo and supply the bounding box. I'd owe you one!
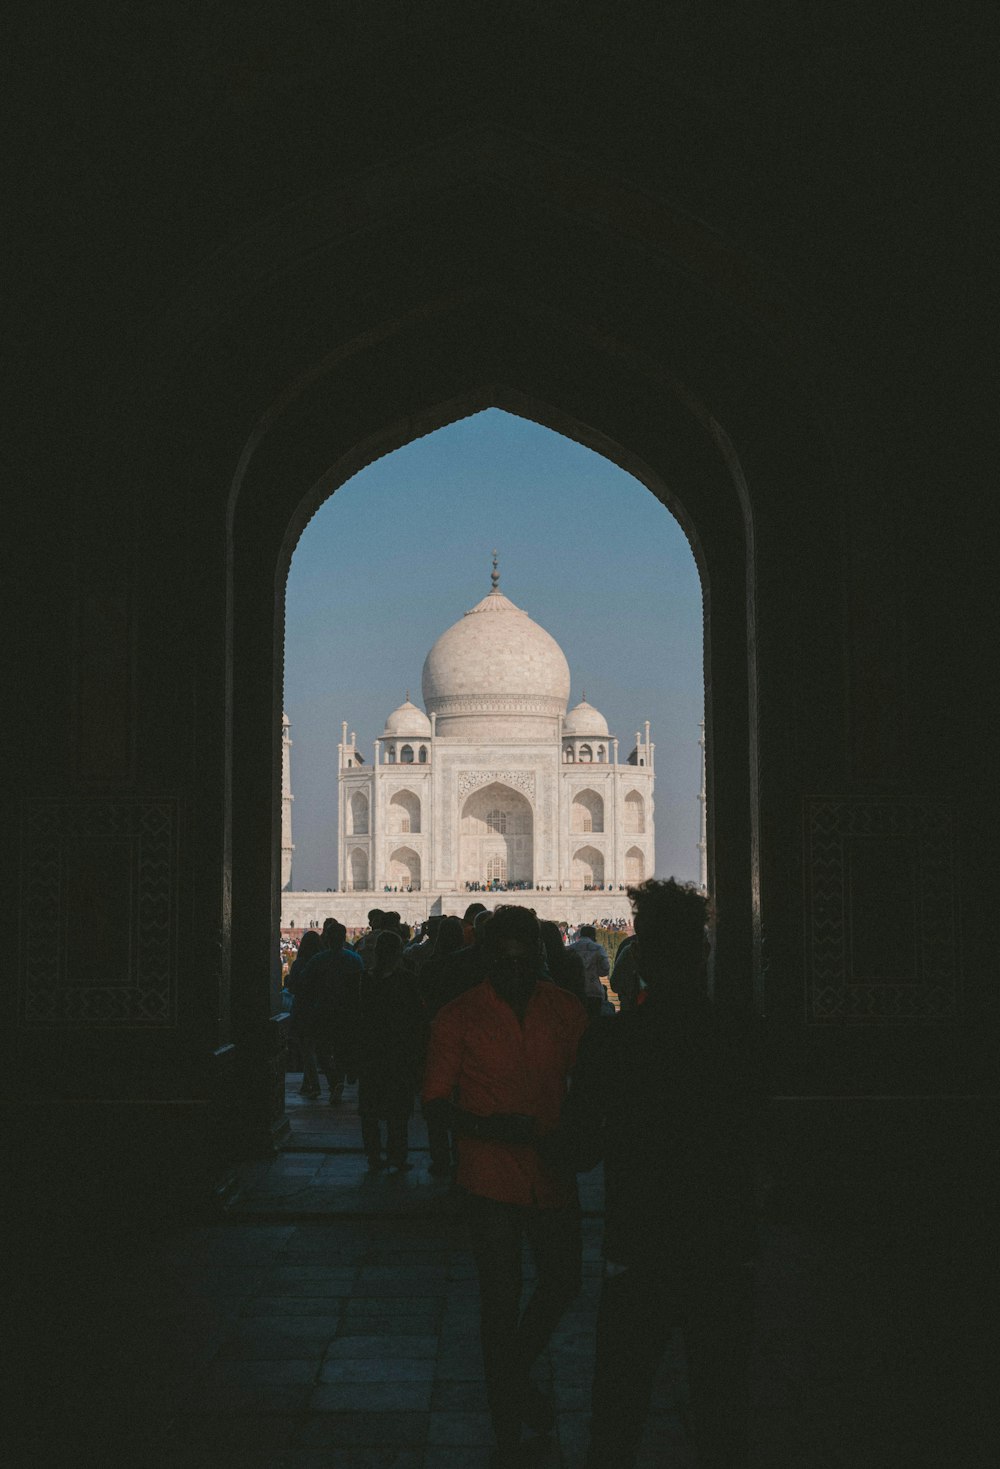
[279,886,753,1469]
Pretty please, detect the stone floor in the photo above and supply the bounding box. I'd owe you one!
[5,1079,995,1467]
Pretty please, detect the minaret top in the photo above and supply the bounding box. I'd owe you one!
[490,549,499,590]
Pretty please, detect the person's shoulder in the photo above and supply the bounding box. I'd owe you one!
[434,979,489,1020]
[538,979,588,1025]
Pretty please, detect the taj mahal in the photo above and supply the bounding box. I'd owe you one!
[280,559,658,928]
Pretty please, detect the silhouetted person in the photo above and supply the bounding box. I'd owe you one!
[609,933,641,1012]
[418,914,468,1175]
[427,907,493,1011]
[461,900,488,944]
[423,905,588,1465]
[356,930,426,1170]
[540,919,587,1005]
[293,920,363,1104]
[405,913,442,972]
[284,929,323,1094]
[569,879,754,1469]
[569,922,611,1017]
[354,908,386,970]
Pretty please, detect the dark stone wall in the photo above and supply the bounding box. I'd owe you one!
[5,4,995,1225]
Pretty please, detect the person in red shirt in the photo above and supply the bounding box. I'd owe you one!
[422,904,588,1464]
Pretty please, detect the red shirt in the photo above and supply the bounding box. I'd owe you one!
[422,977,588,1208]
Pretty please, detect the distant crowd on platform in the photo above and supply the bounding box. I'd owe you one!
[464,878,535,892]
[279,885,753,1469]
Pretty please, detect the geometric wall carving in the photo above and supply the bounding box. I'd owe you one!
[19,798,178,1026]
[457,769,536,802]
[804,797,959,1024]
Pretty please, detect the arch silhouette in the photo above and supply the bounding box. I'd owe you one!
[624,790,645,834]
[348,790,369,835]
[460,780,533,886]
[388,789,421,835]
[572,845,604,889]
[625,846,645,883]
[348,848,369,891]
[388,846,420,889]
[571,788,605,833]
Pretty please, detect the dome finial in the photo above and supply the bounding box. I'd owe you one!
[582,688,587,703]
[491,549,499,590]
[405,689,410,703]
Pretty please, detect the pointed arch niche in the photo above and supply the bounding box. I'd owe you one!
[221,222,806,1103]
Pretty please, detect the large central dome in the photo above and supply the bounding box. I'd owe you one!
[421,573,571,740]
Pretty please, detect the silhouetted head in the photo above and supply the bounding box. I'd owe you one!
[579,924,597,941]
[434,915,465,957]
[463,901,488,924]
[322,919,347,951]
[295,930,323,966]
[423,915,444,943]
[471,909,493,945]
[484,906,545,1004]
[367,908,385,930]
[628,879,709,990]
[539,921,566,973]
[371,929,403,979]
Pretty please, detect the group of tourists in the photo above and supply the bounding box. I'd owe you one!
[282,883,753,1468]
[463,878,535,892]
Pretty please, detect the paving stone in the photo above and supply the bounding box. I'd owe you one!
[421,1449,497,1469]
[426,1410,497,1445]
[319,1357,437,1384]
[326,1334,439,1358]
[170,1414,302,1452]
[217,1317,341,1359]
[309,1379,433,1412]
[242,1294,351,1316]
[430,1379,490,1411]
[296,1411,429,1447]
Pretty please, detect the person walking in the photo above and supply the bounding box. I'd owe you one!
[567,879,754,1469]
[422,905,588,1465]
[568,923,611,1017]
[540,920,587,1005]
[293,921,363,1103]
[608,933,641,1012]
[356,930,426,1170]
[284,929,323,1095]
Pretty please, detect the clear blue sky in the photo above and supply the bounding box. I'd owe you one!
[284,409,704,890]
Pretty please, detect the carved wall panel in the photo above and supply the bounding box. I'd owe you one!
[804,797,959,1023]
[19,799,178,1026]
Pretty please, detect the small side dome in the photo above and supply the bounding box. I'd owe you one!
[563,698,609,738]
[383,695,432,738]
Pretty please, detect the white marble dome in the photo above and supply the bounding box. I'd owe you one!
[562,698,609,738]
[422,584,571,738]
[382,696,432,738]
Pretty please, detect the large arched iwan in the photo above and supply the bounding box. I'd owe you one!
[227,383,758,1029]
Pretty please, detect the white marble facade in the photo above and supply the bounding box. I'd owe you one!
[281,564,654,927]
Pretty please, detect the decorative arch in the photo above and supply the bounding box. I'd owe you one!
[348,790,369,835]
[388,846,420,889]
[388,788,421,834]
[400,744,414,763]
[625,846,645,882]
[348,848,369,891]
[579,743,593,763]
[460,780,533,886]
[624,790,645,833]
[572,845,604,889]
[418,745,428,763]
[571,788,605,833]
